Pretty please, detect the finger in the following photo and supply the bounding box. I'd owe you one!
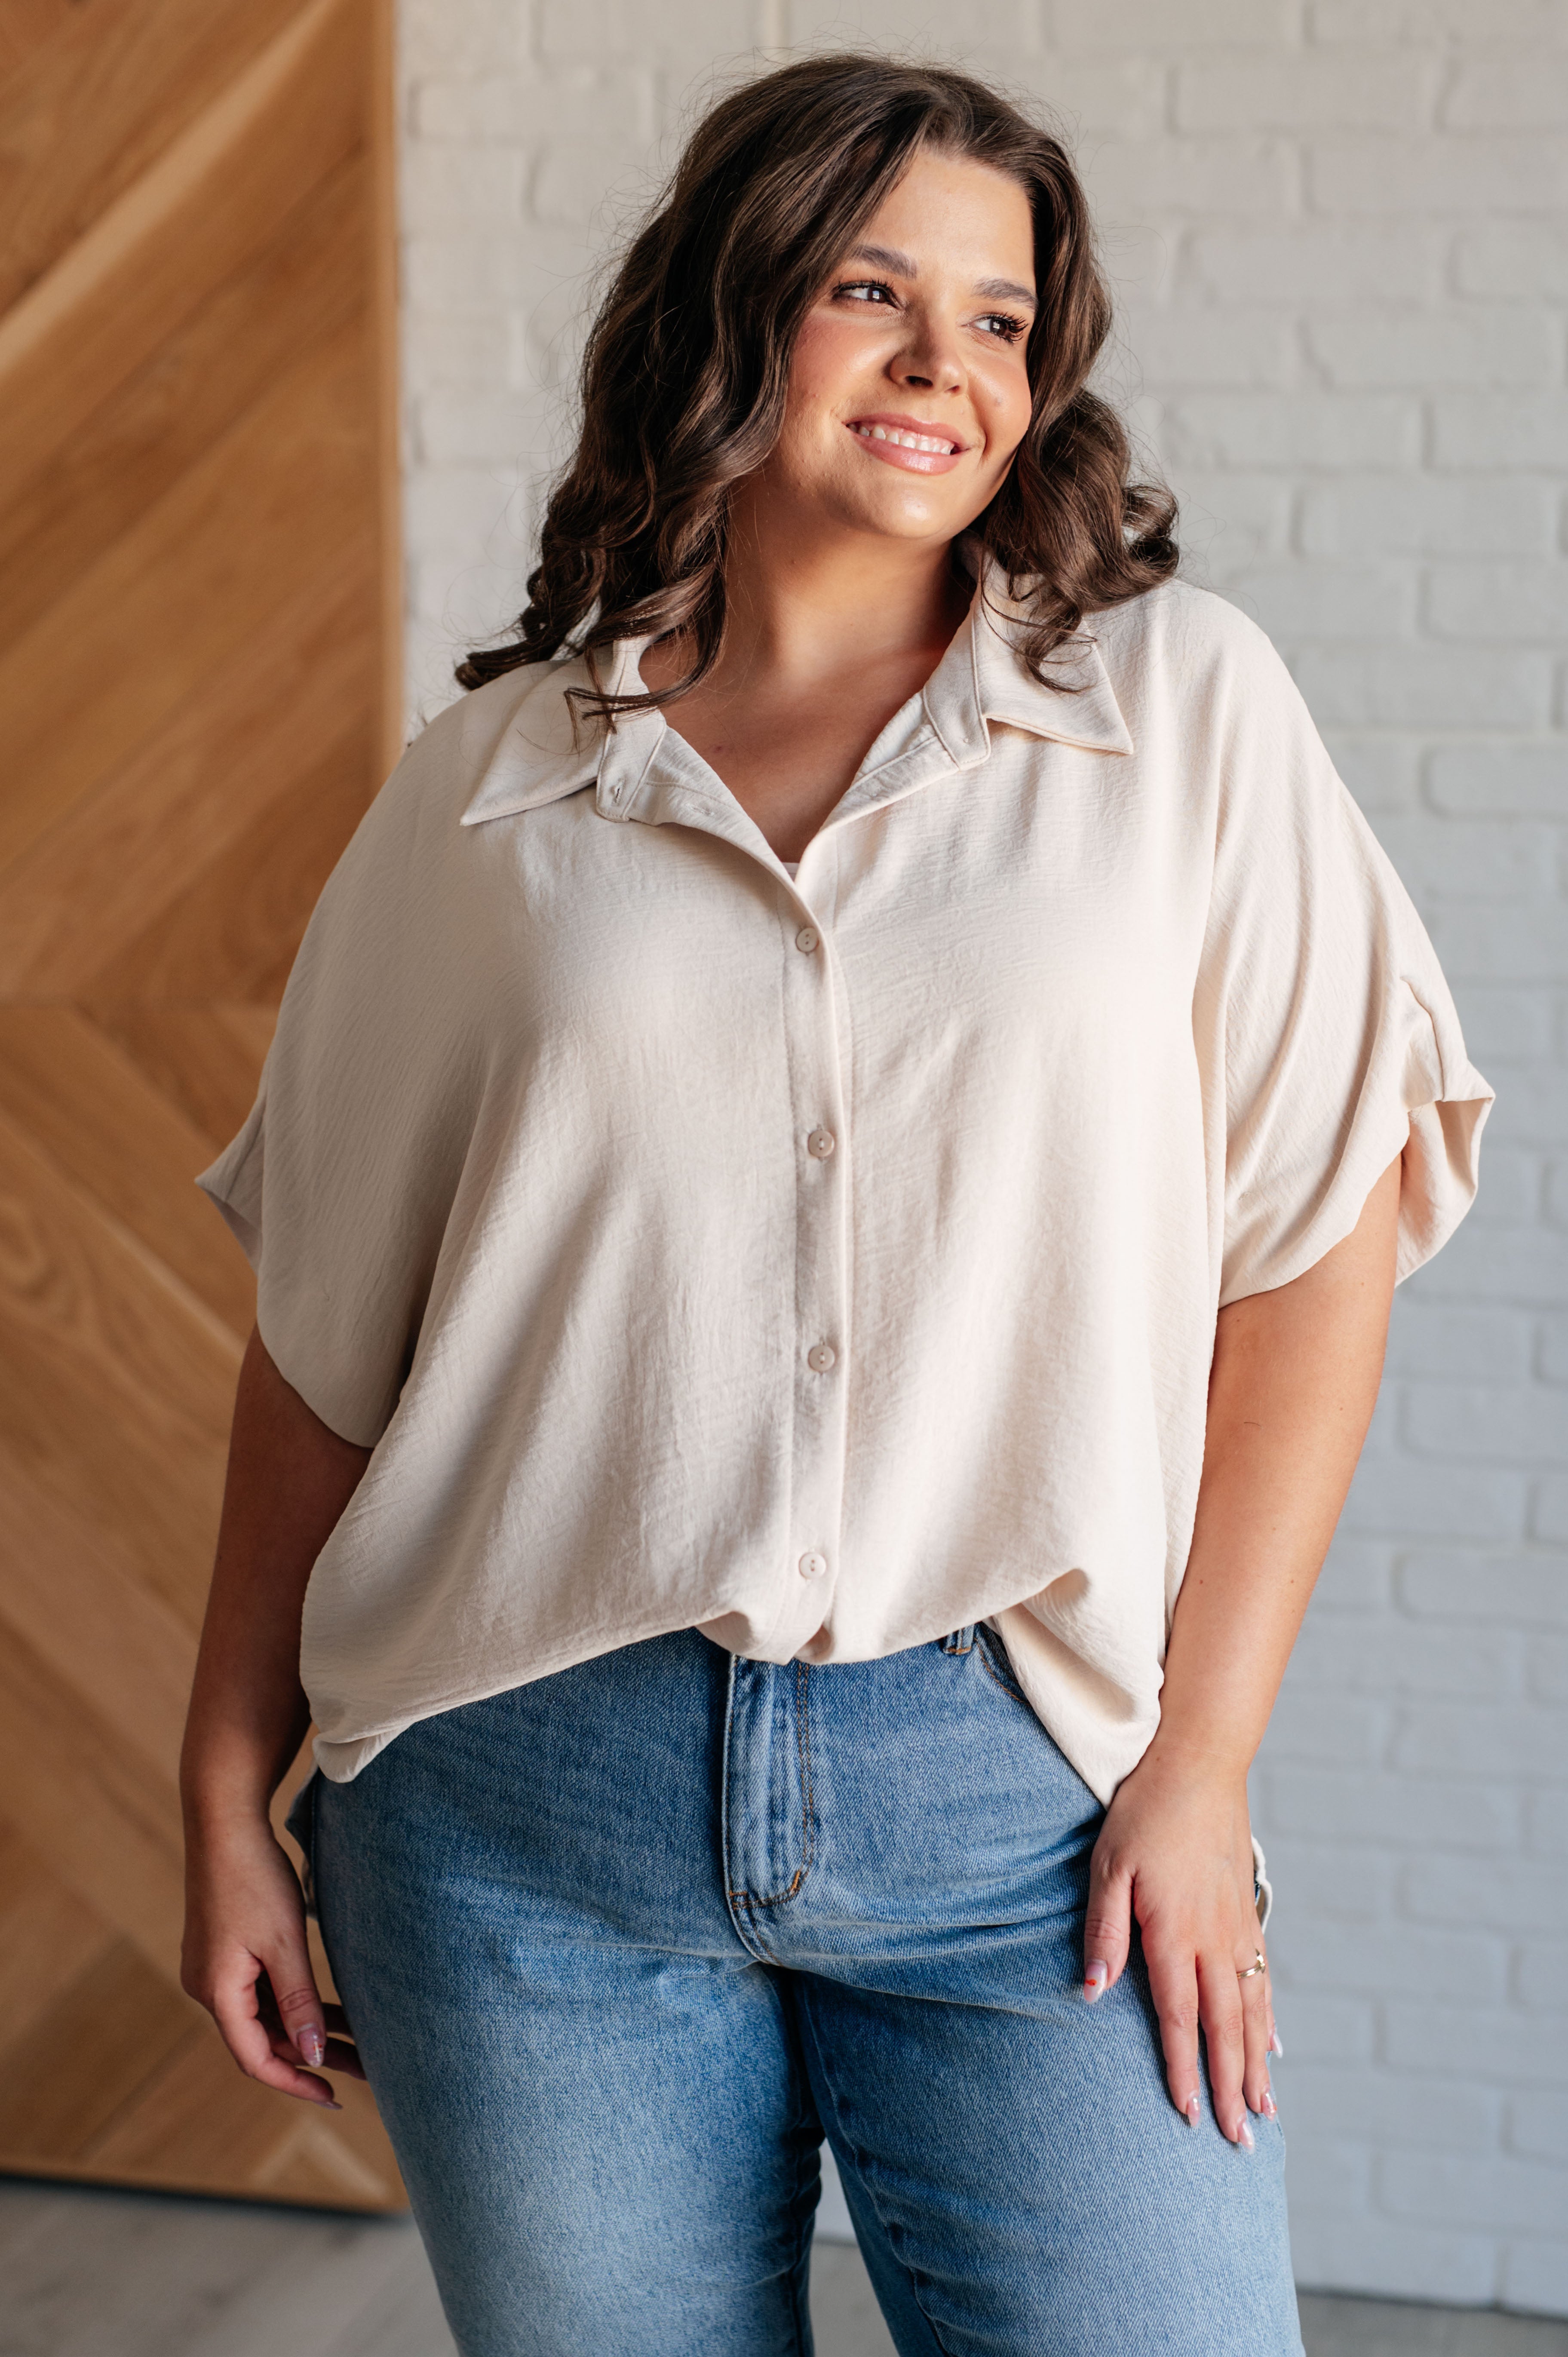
[211,1947,338,2108]
[1081,1839,1134,2002]
[1239,1951,1273,2118]
[1144,1944,1203,2128]
[1197,1949,1250,2147]
[264,1951,331,2073]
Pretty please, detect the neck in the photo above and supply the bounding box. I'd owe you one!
[700,489,973,697]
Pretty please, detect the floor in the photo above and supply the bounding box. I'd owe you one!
[3,2179,1567,2357]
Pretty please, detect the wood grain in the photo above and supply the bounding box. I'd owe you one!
[0,0,404,2209]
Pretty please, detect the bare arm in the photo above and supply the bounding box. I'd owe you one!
[180,1326,372,2104]
[1082,1150,1404,2146]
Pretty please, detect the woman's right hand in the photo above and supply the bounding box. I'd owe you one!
[181,1811,364,2106]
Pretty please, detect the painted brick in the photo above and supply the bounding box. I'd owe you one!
[1191,229,1439,308]
[1393,1703,1568,1777]
[1261,1688,1385,1765]
[1456,223,1568,301]
[1291,647,1550,731]
[1339,1451,1528,1539]
[1161,471,1294,575]
[1504,2239,1568,2320]
[1423,905,1568,984]
[1461,1145,1543,1223]
[1475,1064,1568,1150]
[1289,2213,1499,2307]
[1114,308,1297,387]
[537,0,763,61]
[1261,1989,1377,2064]
[1401,1854,1568,1933]
[1175,52,1437,130]
[1301,475,1556,558]
[1534,1478,1568,1543]
[1527,1635,1568,1703]
[1445,57,1568,127]
[1225,564,1416,642]
[1527,1789,1568,1857]
[1440,989,1553,1062]
[1398,1550,1568,1630]
[1280,2135,1376,2218]
[1282,2066,1503,2150]
[1380,2148,1568,2237]
[1049,0,1301,46]
[1310,1537,1397,1615]
[1307,136,1568,215]
[1260,1764,1522,1851]
[1516,1939,1568,2010]
[1370,816,1558,900]
[402,0,530,74]
[1276,1921,1508,2003]
[1543,1320,1568,1384]
[1404,1384,1568,1463]
[1509,2090,1568,2164]
[1310,0,1568,33]
[1082,138,1298,218]
[1433,396,1568,475]
[1427,745,1568,820]
[1160,392,1418,469]
[1254,1835,1391,1922]
[1029,56,1169,140]
[411,69,651,146]
[1427,560,1568,643]
[1321,733,1421,815]
[400,144,527,228]
[1309,308,1561,390]
[1385,1303,1535,1383]
[1288,1613,1522,1699]
[1384,2001,1568,2090]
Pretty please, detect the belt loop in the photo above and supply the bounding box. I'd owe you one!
[939,1625,976,1655]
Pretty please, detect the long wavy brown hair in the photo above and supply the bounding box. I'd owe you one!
[457,53,1177,710]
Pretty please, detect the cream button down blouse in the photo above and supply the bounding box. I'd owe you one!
[199,568,1491,1802]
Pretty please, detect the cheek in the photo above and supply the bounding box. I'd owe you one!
[975,365,1033,472]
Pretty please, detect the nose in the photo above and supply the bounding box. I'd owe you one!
[890,307,964,396]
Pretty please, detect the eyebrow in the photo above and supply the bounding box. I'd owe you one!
[847,243,1037,310]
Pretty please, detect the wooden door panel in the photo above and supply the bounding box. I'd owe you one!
[0,0,404,2209]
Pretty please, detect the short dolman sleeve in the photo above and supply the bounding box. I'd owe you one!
[196,701,493,1446]
[1192,613,1492,1305]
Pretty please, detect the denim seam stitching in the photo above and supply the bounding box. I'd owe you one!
[975,1624,1027,1703]
[726,1664,817,1913]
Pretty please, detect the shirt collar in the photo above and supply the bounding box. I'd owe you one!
[459,556,1132,832]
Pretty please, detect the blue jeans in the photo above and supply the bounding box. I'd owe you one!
[298,1627,1301,2356]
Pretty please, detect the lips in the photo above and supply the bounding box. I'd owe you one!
[845,412,967,476]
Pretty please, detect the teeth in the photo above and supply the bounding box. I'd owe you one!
[854,423,957,454]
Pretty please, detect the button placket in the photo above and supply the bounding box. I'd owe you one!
[780,870,851,1650]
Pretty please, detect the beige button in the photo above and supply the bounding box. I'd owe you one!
[795,924,819,954]
[807,1342,836,1373]
[798,1550,829,1580]
[807,1127,835,1160]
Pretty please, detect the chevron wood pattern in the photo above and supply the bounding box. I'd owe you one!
[0,0,405,2210]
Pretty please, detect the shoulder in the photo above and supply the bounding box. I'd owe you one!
[1090,578,1297,704]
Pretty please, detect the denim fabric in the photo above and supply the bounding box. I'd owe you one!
[302,1627,1302,2357]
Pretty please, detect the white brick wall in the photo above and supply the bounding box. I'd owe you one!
[396,0,1568,2314]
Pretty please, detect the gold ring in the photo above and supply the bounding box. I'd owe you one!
[1237,1950,1267,1979]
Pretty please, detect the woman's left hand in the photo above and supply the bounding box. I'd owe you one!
[1080,1742,1276,2147]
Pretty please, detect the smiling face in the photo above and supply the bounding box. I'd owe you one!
[756,145,1038,554]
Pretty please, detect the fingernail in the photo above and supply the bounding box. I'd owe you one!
[1236,2117,1255,2151]
[1268,2026,1284,2059]
[1184,2093,1201,2128]
[320,2097,342,2111]
[1083,1960,1110,2004]
[1261,2087,1278,2120]
[298,2029,325,2068]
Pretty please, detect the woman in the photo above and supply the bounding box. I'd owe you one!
[181,55,1491,2357]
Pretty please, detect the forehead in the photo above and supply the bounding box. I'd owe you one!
[855,150,1035,286]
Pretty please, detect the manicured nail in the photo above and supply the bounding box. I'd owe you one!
[1268,2026,1284,2059]
[1184,2093,1201,2128]
[319,2097,342,2111]
[1083,1960,1110,2004]
[1260,2087,1278,2120]
[298,2028,325,2068]
[1236,2117,1255,2151]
